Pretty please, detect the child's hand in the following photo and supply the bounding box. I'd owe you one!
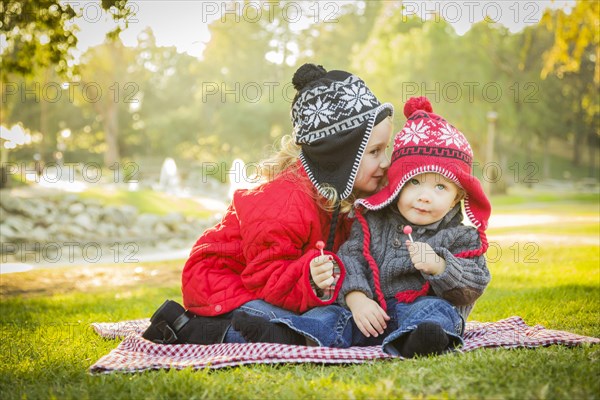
[309,255,335,289]
[406,241,446,275]
[345,291,390,338]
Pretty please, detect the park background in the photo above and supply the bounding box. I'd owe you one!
[2,1,598,186]
[1,1,599,399]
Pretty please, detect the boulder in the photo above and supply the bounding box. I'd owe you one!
[68,202,86,215]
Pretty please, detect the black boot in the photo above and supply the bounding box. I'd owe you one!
[178,314,231,344]
[142,300,230,345]
[142,300,185,344]
[231,311,306,345]
[394,321,452,358]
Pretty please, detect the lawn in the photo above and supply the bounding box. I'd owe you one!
[78,187,219,219]
[1,191,599,399]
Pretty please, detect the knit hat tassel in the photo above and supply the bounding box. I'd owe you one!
[455,227,489,258]
[394,281,431,303]
[357,211,489,308]
[355,209,387,312]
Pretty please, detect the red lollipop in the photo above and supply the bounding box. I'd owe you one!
[316,240,325,256]
[403,225,414,242]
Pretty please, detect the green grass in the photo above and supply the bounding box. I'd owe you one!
[78,188,215,218]
[488,221,599,236]
[1,194,599,399]
[491,188,599,212]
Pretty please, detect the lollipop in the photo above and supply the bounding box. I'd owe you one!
[316,240,325,256]
[403,225,414,242]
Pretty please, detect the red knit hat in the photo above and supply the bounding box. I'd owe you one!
[357,96,491,230]
[354,97,491,310]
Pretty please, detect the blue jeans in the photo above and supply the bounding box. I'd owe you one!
[271,296,464,354]
[381,296,464,355]
[222,300,300,343]
[222,300,367,345]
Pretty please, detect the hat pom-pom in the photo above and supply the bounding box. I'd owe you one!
[403,96,433,118]
[292,63,327,91]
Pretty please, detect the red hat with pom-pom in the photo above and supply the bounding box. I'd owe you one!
[358,96,491,232]
[352,97,491,310]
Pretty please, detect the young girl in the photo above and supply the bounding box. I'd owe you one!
[142,63,394,345]
[234,96,492,357]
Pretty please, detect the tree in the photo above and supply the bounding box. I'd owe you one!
[76,37,138,166]
[192,1,295,165]
[1,0,133,79]
[541,0,599,84]
[0,67,87,164]
[133,28,203,159]
[298,1,384,71]
[541,3,599,170]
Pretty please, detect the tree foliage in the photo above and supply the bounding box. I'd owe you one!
[2,0,597,180]
[541,0,600,84]
[0,0,133,79]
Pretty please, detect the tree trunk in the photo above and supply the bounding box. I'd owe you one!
[588,130,599,178]
[543,138,551,180]
[103,102,120,167]
[40,71,49,164]
[571,108,584,167]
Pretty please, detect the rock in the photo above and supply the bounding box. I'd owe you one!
[53,213,73,226]
[101,206,124,225]
[162,212,185,230]
[97,222,116,237]
[56,195,79,211]
[74,214,94,229]
[119,205,138,225]
[4,215,33,234]
[137,214,159,231]
[60,224,86,238]
[29,226,50,242]
[154,222,171,235]
[68,203,86,215]
[0,192,214,260]
[46,225,69,242]
[165,237,185,249]
[37,211,56,227]
[128,225,145,237]
[0,195,22,213]
[85,205,103,223]
[24,198,50,219]
[116,225,129,238]
[0,223,16,239]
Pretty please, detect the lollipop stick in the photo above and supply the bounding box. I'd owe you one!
[316,240,325,256]
[403,225,414,242]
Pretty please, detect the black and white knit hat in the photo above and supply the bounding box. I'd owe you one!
[291,64,393,200]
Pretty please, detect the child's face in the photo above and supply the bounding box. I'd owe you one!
[397,173,461,226]
[353,118,393,197]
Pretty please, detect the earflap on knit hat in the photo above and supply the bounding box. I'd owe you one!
[290,63,393,200]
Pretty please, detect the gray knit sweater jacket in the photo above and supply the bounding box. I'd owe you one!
[338,204,490,320]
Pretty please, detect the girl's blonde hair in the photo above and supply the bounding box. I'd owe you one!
[259,135,355,213]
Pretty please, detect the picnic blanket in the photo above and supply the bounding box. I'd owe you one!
[89,316,599,374]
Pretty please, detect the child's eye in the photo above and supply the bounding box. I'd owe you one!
[409,178,420,185]
[435,184,446,190]
[370,148,380,156]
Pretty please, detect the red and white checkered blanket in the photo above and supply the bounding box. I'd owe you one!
[89,316,599,374]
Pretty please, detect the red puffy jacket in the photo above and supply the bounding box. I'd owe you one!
[182,165,352,316]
